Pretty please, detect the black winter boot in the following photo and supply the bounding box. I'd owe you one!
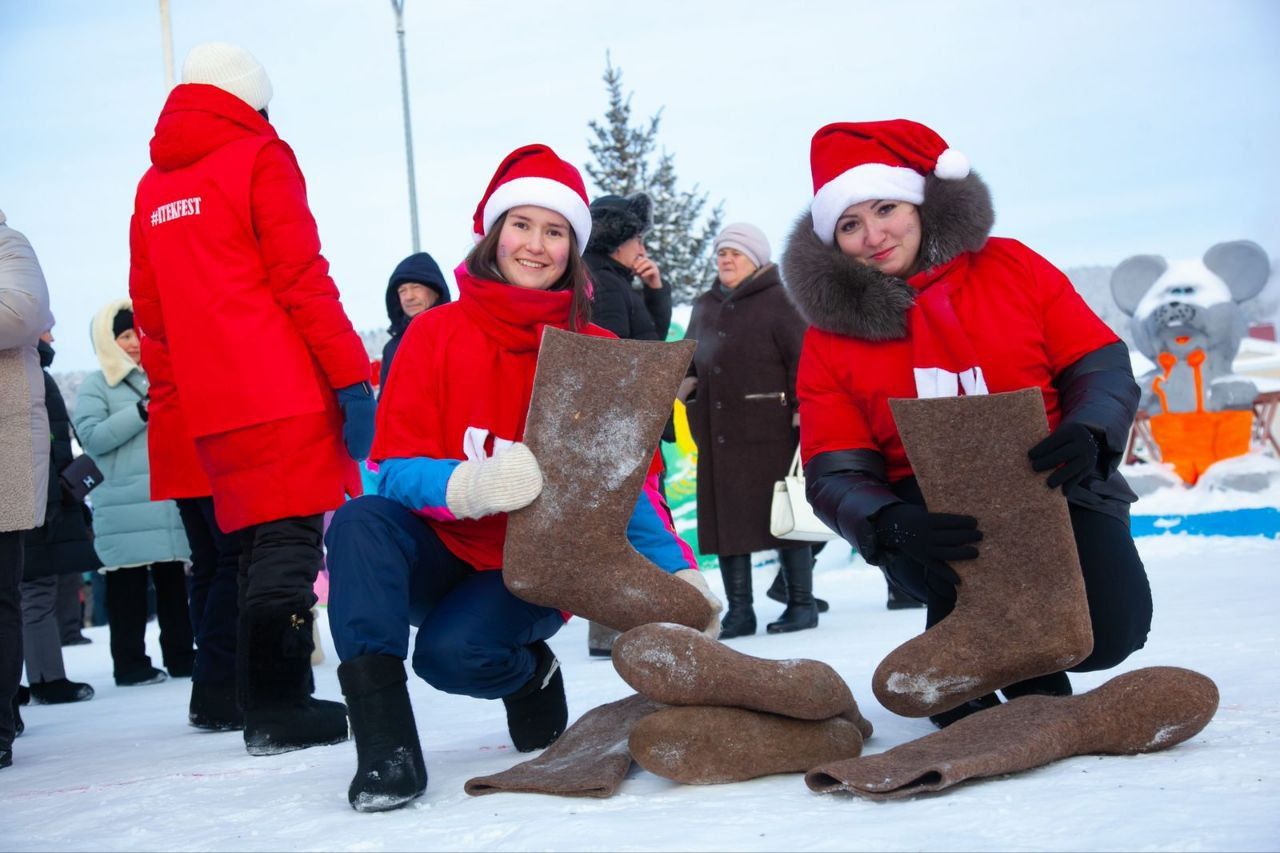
[766,561,830,613]
[240,607,348,756]
[928,692,1001,729]
[29,678,94,704]
[1001,670,1073,701]
[717,554,756,639]
[338,654,427,812]
[189,681,244,731]
[502,641,567,752]
[766,548,819,634]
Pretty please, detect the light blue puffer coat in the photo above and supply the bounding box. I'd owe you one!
[72,298,189,570]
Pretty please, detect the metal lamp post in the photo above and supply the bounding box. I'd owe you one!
[391,0,421,253]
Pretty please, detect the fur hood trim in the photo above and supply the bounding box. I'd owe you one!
[90,297,141,387]
[781,171,995,340]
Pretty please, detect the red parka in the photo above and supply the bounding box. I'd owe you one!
[130,84,368,531]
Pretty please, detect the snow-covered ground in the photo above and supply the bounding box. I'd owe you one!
[3,533,1278,852]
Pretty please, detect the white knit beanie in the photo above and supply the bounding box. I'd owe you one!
[181,42,273,111]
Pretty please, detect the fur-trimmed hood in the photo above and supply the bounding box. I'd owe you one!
[781,172,995,340]
[90,297,142,387]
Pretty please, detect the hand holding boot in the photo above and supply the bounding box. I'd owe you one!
[872,503,982,583]
[446,443,543,520]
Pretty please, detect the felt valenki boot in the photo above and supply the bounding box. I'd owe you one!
[717,554,756,639]
[613,622,855,720]
[338,654,427,812]
[503,329,711,633]
[872,390,1094,719]
[240,607,349,756]
[630,705,867,785]
[808,666,1218,799]
[766,547,818,634]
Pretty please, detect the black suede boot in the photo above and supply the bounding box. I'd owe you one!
[717,554,756,639]
[189,681,244,731]
[928,692,1001,729]
[240,607,348,756]
[766,560,830,613]
[339,654,427,812]
[766,548,819,634]
[29,678,94,704]
[502,641,567,752]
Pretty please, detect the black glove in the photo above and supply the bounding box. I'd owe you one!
[1028,422,1100,495]
[872,503,982,584]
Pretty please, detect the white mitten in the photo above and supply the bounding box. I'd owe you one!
[445,443,543,520]
[675,569,723,639]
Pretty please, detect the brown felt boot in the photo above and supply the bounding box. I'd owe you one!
[630,705,866,785]
[465,693,664,798]
[613,622,855,720]
[873,389,1094,718]
[808,666,1218,800]
[503,329,712,634]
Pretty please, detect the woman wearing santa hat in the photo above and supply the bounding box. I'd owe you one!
[781,120,1153,728]
[323,144,717,812]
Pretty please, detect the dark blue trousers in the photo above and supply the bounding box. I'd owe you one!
[325,495,563,700]
[177,497,240,685]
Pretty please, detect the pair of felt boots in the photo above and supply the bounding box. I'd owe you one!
[186,608,349,757]
[719,550,821,639]
[337,640,568,812]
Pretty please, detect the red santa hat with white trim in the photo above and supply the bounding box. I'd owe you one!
[473,144,592,253]
[808,119,970,245]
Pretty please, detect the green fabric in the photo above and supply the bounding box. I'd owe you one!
[72,368,189,569]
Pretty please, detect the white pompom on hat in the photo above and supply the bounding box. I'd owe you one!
[809,119,970,245]
[472,144,592,253]
[181,42,273,112]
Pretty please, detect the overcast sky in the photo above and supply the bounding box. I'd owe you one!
[3,0,1278,371]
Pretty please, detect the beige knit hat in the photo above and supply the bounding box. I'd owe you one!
[181,42,273,111]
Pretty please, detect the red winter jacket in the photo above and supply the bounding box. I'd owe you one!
[799,238,1119,483]
[130,84,368,525]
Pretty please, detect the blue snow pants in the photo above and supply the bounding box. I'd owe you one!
[324,495,564,700]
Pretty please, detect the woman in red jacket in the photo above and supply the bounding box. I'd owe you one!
[781,120,1153,729]
[324,145,715,812]
[130,43,374,756]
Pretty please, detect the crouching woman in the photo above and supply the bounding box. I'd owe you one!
[325,145,713,812]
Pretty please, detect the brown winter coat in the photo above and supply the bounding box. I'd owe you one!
[683,264,807,555]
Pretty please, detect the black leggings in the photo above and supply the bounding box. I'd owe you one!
[885,503,1153,682]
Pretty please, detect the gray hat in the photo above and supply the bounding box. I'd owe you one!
[713,223,771,268]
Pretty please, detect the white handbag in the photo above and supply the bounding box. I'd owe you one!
[770,447,839,542]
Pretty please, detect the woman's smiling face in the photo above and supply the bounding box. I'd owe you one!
[495,205,572,290]
[834,198,922,278]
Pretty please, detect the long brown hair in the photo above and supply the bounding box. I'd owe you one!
[465,211,593,331]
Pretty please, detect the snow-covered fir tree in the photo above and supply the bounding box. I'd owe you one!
[585,57,722,308]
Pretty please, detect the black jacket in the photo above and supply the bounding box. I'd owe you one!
[380,252,451,389]
[23,342,101,580]
[584,251,671,341]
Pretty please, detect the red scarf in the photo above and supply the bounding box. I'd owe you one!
[908,256,988,399]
